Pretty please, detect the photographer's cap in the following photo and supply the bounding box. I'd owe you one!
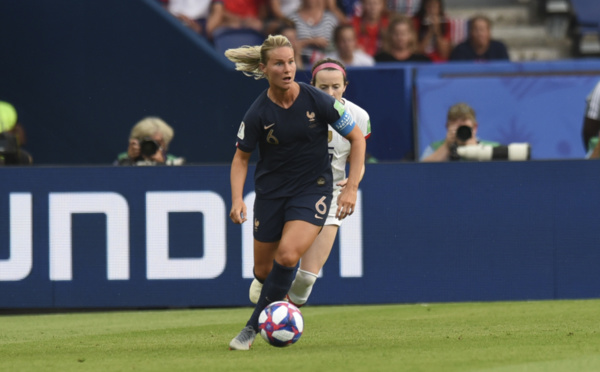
[0,101,17,133]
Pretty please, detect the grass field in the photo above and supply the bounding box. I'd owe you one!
[1,299,599,372]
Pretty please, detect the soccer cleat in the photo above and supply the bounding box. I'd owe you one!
[249,279,263,304]
[229,326,257,351]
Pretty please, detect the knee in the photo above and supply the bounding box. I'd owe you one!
[275,250,301,268]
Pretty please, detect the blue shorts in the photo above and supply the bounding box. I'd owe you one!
[253,192,332,242]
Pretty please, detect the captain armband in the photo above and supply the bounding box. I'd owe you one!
[331,110,355,137]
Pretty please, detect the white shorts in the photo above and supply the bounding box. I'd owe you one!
[324,188,343,227]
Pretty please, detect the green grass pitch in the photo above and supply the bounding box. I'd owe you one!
[1,299,599,371]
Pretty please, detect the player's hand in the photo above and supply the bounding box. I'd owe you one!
[336,187,357,220]
[336,178,348,188]
[230,201,247,224]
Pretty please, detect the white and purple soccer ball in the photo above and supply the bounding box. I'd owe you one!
[258,301,304,347]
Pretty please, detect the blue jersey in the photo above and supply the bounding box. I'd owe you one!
[236,82,350,199]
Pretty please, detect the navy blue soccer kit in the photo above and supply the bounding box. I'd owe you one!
[235,82,355,241]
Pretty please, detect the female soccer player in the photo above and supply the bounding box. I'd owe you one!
[248,58,371,307]
[226,35,366,350]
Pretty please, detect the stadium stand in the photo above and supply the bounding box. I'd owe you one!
[568,0,600,57]
[212,27,266,55]
[446,0,572,61]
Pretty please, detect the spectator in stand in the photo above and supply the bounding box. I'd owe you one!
[412,0,451,62]
[0,100,32,165]
[449,15,509,61]
[352,0,390,56]
[277,20,306,70]
[420,102,499,162]
[264,0,301,34]
[115,116,184,166]
[266,0,345,34]
[269,0,301,19]
[336,0,361,19]
[219,0,267,33]
[160,0,224,39]
[326,24,375,66]
[288,0,339,66]
[582,79,600,158]
[387,0,421,16]
[374,15,431,62]
[326,0,350,23]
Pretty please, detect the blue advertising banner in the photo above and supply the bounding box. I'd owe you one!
[0,163,599,309]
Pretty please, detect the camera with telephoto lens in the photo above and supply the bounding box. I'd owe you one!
[0,132,20,165]
[455,125,472,142]
[449,125,473,160]
[456,143,531,161]
[139,137,161,157]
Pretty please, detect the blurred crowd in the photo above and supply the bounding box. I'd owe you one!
[158,0,510,68]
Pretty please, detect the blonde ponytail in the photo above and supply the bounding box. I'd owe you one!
[224,34,293,80]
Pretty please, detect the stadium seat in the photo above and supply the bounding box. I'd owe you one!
[569,0,600,56]
[212,27,266,54]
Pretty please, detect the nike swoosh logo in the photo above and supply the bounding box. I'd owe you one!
[264,123,275,130]
[315,214,323,220]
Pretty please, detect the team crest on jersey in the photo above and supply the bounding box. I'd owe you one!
[306,111,315,122]
[328,130,332,143]
[237,121,245,140]
[254,218,260,232]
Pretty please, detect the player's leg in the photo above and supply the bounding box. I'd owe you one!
[288,224,339,306]
[230,238,281,350]
[230,197,283,350]
[243,220,321,330]
[249,239,277,303]
[288,188,342,306]
[230,193,329,350]
[249,278,263,304]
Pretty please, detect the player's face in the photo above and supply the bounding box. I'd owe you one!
[314,69,346,101]
[262,47,296,90]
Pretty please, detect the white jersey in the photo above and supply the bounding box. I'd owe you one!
[586,80,600,120]
[325,99,371,226]
[328,99,371,186]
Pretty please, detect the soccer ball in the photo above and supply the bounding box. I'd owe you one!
[258,301,304,347]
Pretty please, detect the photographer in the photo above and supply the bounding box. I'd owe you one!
[420,102,500,162]
[0,100,32,166]
[115,116,184,166]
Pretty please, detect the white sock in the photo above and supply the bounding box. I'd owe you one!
[287,269,318,306]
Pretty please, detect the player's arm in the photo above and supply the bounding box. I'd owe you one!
[338,146,367,187]
[230,148,251,224]
[338,126,366,220]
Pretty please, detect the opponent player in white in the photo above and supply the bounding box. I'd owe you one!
[249,58,371,306]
